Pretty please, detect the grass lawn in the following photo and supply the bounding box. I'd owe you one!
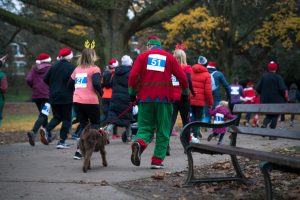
[1,114,37,133]
[0,113,68,133]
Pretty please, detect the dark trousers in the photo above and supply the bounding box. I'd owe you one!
[73,103,100,131]
[46,103,72,142]
[191,105,204,137]
[101,98,110,125]
[263,114,279,129]
[170,100,190,136]
[229,103,241,126]
[32,98,49,134]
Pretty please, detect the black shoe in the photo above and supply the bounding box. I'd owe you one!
[27,131,35,146]
[73,151,82,160]
[166,145,170,156]
[131,142,141,166]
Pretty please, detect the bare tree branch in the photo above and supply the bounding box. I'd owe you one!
[127,0,199,35]
[2,28,21,49]
[0,8,83,50]
[20,0,94,25]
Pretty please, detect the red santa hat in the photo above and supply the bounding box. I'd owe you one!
[108,58,119,68]
[267,61,278,71]
[36,53,51,64]
[246,82,253,87]
[207,61,216,68]
[57,48,73,60]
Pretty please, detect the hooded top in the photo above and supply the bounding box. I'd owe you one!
[107,65,132,126]
[190,64,213,107]
[26,63,52,99]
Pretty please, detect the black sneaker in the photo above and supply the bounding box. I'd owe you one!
[27,131,35,146]
[73,151,82,160]
[131,142,141,166]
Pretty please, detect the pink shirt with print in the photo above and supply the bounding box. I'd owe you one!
[71,65,101,104]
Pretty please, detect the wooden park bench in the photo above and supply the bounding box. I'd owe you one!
[180,103,300,200]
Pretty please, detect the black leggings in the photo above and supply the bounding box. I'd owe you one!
[32,98,49,134]
[170,100,190,136]
[191,105,204,137]
[73,103,101,131]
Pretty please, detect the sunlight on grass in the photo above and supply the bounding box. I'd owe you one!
[1,114,37,133]
[0,113,67,133]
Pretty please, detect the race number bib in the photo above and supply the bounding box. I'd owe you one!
[41,102,51,116]
[146,54,166,72]
[214,113,224,124]
[230,86,239,95]
[75,73,88,88]
[171,74,179,86]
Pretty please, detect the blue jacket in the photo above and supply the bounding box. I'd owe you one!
[207,68,230,101]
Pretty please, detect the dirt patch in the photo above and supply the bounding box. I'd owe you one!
[116,156,300,200]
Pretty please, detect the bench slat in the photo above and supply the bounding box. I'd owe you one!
[233,104,300,114]
[232,127,300,140]
[190,143,300,169]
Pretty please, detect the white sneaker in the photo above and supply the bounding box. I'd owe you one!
[56,142,70,149]
[190,134,201,144]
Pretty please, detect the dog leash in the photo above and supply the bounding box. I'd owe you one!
[106,100,137,126]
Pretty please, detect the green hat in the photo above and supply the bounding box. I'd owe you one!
[147,35,161,46]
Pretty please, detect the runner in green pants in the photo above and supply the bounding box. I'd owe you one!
[134,103,172,160]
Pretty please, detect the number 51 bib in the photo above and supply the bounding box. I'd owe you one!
[147,54,167,72]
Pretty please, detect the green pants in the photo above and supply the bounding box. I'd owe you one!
[134,103,173,160]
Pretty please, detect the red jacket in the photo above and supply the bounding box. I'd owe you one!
[128,48,188,103]
[172,64,192,101]
[190,64,213,106]
[243,86,255,104]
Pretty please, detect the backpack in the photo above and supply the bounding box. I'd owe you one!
[210,71,217,91]
[102,70,114,88]
[288,89,297,103]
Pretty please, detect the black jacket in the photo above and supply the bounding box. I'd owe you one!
[255,72,287,103]
[107,65,132,126]
[44,60,75,104]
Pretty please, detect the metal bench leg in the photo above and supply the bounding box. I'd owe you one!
[260,161,273,200]
[231,155,246,179]
[184,147,194,186]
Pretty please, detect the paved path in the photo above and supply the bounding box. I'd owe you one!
[0,130,299,200]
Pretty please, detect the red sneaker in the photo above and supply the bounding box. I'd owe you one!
[112,134,120,139]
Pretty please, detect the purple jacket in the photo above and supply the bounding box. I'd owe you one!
[208,106,235,134]
[26,63,51,99]
[229,84,244,104]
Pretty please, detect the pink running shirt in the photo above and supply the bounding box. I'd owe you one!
[71,65,101,104]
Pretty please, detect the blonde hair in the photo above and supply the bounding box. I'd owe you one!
[173,49,187,65]
[77,48,98,68]
[219,100,228,108]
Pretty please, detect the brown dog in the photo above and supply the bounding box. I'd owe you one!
[78,125,109,173]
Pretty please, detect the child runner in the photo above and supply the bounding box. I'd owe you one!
[207,101,236,145]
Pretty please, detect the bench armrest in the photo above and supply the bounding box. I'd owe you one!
[180,117,238,150]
